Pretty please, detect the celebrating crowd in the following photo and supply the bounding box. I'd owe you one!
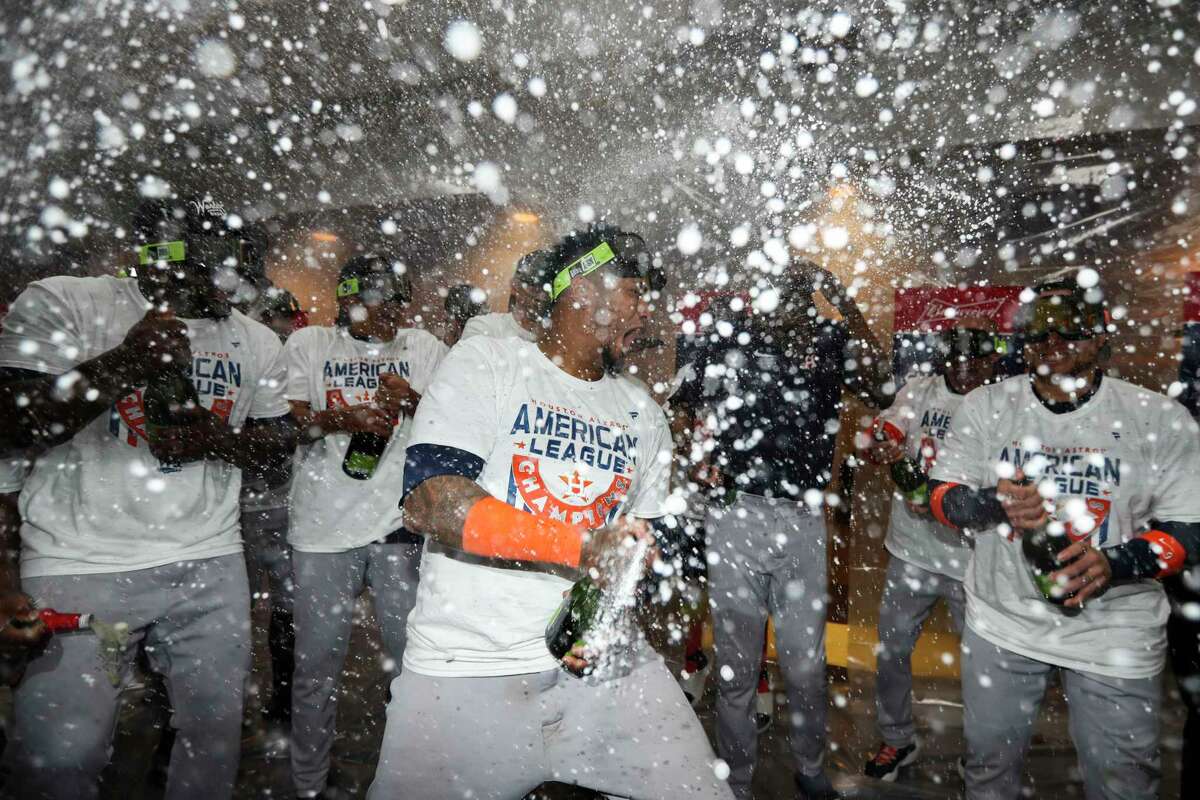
[0,194,1197,800]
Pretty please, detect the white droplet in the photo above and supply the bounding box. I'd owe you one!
[829,12,853,38]
[228,12,245,30]
[278,136,293,152]
[713,759,731,780]
[733,153,754,175]
[492,92,518,124]
[730,224,750,247]
[1034,97,1056,118]
[1076,267,1099,289]
[821,226,849,250]
[719,665,735,681]
[527,76,547,97]
[855,74,879,97]
[577,204,595,223]
[48,177,70,199]
[676,223,703,256]
[444,20,482,62]
[753,288,780,314]
[195,39,237,78]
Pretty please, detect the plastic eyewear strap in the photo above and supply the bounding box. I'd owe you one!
[137,240,186,265]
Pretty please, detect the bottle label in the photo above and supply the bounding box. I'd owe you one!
[344,451,380,477]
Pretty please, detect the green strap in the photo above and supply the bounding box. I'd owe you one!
[137,241,186,265]
[549,242,615,300]
[337,277,361,298]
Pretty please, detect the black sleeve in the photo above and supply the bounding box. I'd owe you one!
[1108,521,1200,581]
[929,479,1008,530]
[401,443,485,503]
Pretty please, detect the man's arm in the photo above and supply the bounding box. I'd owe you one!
[816,270,891,409]
[0,311,190,452]
[0,491,49,661]
[150,411,297,475]
[288,400,392,445]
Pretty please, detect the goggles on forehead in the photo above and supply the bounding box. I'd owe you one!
[549,233,650,301]
[137,237,243,270]
[1023,295,1106,343]
[336,273,406,303]
[944,329,1007,359]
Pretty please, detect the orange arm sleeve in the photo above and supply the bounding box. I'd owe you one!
[462,497,584,568]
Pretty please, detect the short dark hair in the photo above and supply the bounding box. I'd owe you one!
[543,223,652,304]
[445,283,486,324]
[337,252,412,305]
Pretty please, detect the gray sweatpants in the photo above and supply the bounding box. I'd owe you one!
[875,556,965,747]
[365,651,735,800]
[242,503,293,614]
[2,555,251,800]
[290,533,422,797]
[961,625,1161,800]
[706,493,829,798]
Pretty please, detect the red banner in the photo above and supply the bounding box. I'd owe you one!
[893,286,1024,333]
[1186,273,1200,324]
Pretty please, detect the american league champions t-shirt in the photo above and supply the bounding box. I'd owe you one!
[285,325,447,552]
[877,374,972,580]
[930,374,1200,679]
[0,275,290,577]
[403,336,673,678]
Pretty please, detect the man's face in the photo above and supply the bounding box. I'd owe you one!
[509,278,547,326]
[137,236,236,319]
[1021,294,1108,382]
[575,272,650,364]
[943,326,1000,393]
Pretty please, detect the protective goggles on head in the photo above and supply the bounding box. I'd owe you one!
[944,329,1007,360]
[336,272,408,305]
[548,233,651,301]
[137,236,243,271]
[1022,294,1107,343]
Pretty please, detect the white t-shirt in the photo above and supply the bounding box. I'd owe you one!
[878,375,972,580]
[930,375,1200,679]
[403,336,673,677]
[460,312,537,342]
[0,275,290,577]
[285,326,447,552]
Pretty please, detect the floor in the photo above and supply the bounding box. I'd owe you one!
[0,593,1181,800]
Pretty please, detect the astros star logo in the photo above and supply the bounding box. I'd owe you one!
[560,469,593,497]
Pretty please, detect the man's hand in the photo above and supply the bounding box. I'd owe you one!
[561,642,592,677]
[578,517,658,585]
[868,437,905,465]
[996,472,1048,531]
[375,374,417,419]
[147,406,229,465]
[904,499,932,518]
[0,591,50,656]
[120,310,192,378]
[1051,540,1113,607]
[338,405,394,439]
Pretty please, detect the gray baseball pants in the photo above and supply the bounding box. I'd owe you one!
[961,625,1161,800]
[290,532,422,798]
[365,651,735,799]
[2,555,251,800]
[705,493,829,799]
[875,556,965,747]
[242,503,293,614]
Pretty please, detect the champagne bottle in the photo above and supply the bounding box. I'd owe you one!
[341,408,391,481]
[143,366,201,470]
[873,426,929,506]
[10,609,131,686]
[546,577,602,660]
[1022,520,1074,605]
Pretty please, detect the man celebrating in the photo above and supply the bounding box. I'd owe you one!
[285,252,446,799]
[460,249,551,342]
[929,273,1200,799]
[860,318,1001,781]
[368,225,733,800]
[684,263,889,800]
[0,195,295,800]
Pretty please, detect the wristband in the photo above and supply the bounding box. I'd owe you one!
[1140,530,1187,578]
[930,482,1006,530]
[462,497,584,568]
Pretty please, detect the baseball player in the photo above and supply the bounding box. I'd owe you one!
[368,224,733,800]
[0,195,296,800]
[285,252,447,799]
[928,274,1200,799]
[679,264,889,800]
[859,318,1001,781]
[442,283,487,346]
[459,249,551,342]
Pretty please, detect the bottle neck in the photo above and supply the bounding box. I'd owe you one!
[39,609,90,632]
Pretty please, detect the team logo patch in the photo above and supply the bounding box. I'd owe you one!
[512,454,631,530]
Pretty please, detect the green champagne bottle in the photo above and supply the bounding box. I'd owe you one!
[546,577,602,660]
[1022,521,1074,605]
[143,367,201,470]
[873,426,929,506]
